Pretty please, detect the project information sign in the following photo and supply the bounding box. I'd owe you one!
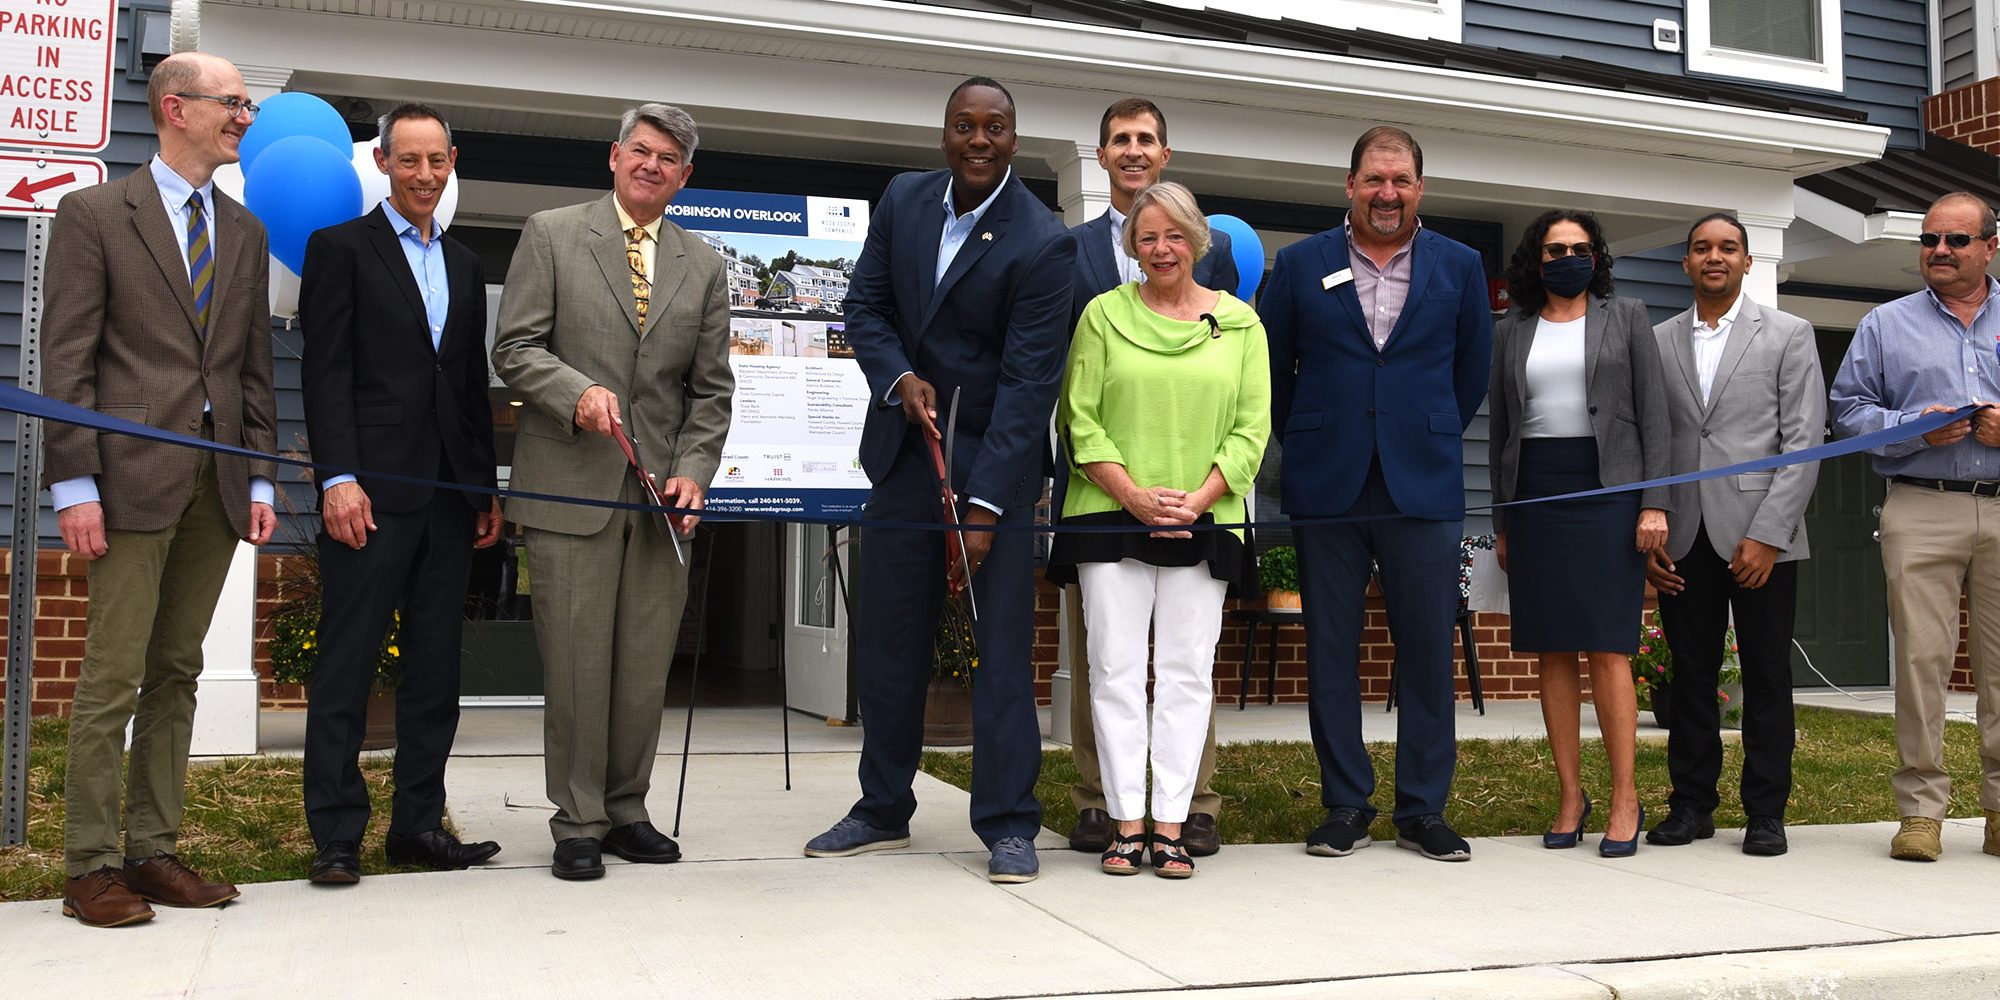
[0,0,116,152]
[671,188,873,520]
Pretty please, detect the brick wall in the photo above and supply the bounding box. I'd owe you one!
[1925,78,2000,152]
[3,549,1978,716]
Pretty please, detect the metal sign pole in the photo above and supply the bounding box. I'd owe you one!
[4,213,48,846]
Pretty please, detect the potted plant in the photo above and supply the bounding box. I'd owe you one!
[924,592,977,746]
[268,601,403,750]
[1631,610,1740,729]
[1260,545,1301,611]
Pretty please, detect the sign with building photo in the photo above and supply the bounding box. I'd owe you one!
[669,188,872,519]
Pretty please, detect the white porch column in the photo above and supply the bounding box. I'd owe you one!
[189,63,293,756]
[1738,212,1789,308]
[1045,141,1106,742]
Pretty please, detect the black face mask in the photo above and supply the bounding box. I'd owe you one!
[1540,255,1594,299]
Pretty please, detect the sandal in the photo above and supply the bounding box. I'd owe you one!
[1100,832,1146,875]
[1149,833,1195,879]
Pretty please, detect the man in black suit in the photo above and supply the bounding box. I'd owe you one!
[300,103,504,883]
[1061,97,1239,857]
[802,77,1076,882]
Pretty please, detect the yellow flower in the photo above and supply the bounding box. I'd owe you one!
[386,645,399,657]
[302,641,313,650]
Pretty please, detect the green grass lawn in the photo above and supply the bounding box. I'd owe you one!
[0,718,421,903]
[922,706,1990,847]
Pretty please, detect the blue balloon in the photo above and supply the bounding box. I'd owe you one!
[238,93,351,175]
[1207,213,1266,302]
[244,135,362,273]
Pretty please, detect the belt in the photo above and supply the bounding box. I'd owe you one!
[1893,475,2000,497]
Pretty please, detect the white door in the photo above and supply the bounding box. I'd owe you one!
[784,521,850,719]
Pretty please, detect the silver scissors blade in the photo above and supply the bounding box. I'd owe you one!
[943,388,978,621]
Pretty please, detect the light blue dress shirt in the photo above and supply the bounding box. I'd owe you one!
[320,202,451,494]
[1831,277,2000,479]
[50,157,273,513]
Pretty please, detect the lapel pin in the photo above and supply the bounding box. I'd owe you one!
[981,232,993,242]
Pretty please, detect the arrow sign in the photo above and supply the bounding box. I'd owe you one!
[0,153,103,218]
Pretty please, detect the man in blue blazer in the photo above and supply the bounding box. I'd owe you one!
[1060,96,1239,858]
[1260,126,1492,862]
[803,77,1077,883]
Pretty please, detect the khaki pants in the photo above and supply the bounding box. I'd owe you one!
[1879,482,2000,818]
[63,450,238,875]
[1065,583,1222,818]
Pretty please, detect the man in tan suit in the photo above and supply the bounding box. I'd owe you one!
[43,52,277,927]
[492,103,733,881]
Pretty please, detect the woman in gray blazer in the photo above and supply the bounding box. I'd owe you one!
[1489,209,1671,859]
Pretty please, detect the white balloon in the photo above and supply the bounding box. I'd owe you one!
[212,161,245,206]
[269,255,302,320]
[349,136,459,229]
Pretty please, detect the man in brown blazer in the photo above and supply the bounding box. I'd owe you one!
[42,52,277,927]
[492,103,734,881]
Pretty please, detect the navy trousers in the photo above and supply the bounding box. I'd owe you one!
[848,431,1042,846]
[1295,460,1461,824]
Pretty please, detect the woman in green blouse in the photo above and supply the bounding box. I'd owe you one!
[1050,181,1270,879]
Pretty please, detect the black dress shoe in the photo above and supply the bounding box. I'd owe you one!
[309,841,360,885]
[603,821,681,864]
[1182,813,1221,857]
[552,838,604,880]
[385,828,502,870]
[1069,808,1113,853]
[1644,808,1715,846]
[1742,816,1789,857]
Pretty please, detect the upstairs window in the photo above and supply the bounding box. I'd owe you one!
[1687,0,1844,92]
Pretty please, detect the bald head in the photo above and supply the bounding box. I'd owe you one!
[148,52,251,184]
[147,52,234,129]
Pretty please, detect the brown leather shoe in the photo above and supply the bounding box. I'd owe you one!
[1183,813,1221,857]
[61,867,154,927]
[123,854,241,908]
[1068,808,1113,852]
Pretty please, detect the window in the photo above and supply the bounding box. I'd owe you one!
[1687,0,1844,92]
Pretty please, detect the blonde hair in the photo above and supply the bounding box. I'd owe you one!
[1122,181,1211,263]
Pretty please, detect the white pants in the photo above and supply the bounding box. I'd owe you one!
[1078,559,1227,823]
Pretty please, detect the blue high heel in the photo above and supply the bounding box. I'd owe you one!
[1599,804,1644,858]
[1542,796,1592,849]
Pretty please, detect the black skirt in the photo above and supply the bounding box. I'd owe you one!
[1046,510,1250,597]
[1506,437,1643,654]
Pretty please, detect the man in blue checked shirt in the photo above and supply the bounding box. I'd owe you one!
[1831,190,2000,864]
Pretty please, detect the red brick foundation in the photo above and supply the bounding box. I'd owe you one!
[1926,78,2000,153]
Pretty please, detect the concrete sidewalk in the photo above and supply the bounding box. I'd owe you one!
[3,702,1996,998]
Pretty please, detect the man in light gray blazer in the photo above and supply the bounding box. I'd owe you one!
[492,103,734,881]
[1646,213,1824,857]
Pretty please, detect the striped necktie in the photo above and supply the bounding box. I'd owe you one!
[187,191,214,333]
[625,226,650,325]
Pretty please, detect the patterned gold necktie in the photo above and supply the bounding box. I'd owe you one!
[188,191,214,333]
[625,226,650,325]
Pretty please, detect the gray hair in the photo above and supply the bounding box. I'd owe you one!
[1122,181,1212,263]
[618,103,699,162]
[376,102,453,158]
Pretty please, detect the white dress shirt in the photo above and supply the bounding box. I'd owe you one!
[1691,294,1744,402]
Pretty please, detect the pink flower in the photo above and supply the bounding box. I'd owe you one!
[1638,645,1650,654]
[1718,691,1730,702]
[1656,665,1666,673]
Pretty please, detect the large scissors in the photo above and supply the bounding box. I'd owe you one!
[610,422,687,566]
[924,388,978,620]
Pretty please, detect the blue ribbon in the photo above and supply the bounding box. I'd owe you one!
[0,383,1976,534]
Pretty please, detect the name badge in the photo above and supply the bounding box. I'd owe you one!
[1322,269,1353,291]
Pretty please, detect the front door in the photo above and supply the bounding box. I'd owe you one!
[1793,328,1889,686]
[783,522,852,720]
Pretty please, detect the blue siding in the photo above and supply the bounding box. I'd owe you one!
[1466,0,1931,149]
[1,3,315,548]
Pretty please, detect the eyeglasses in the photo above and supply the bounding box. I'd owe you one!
[1542,242,1595,260]
[175,93,260,120]
[1920,232,1979,249]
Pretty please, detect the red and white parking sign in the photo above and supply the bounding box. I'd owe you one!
[0,0,117,152]
[0,150,103,216]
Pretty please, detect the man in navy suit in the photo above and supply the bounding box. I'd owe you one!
[1060,96,1239,857]
[300,103,504,883]
[1260,126,1492,862]
[803,77,1077,882]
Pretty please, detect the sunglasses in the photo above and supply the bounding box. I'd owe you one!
[1542,242,1595,259]
[1920,232,1978,249]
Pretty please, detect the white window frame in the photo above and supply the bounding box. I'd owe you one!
[1151,0,1462,44]
[1686,0,1844,93]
